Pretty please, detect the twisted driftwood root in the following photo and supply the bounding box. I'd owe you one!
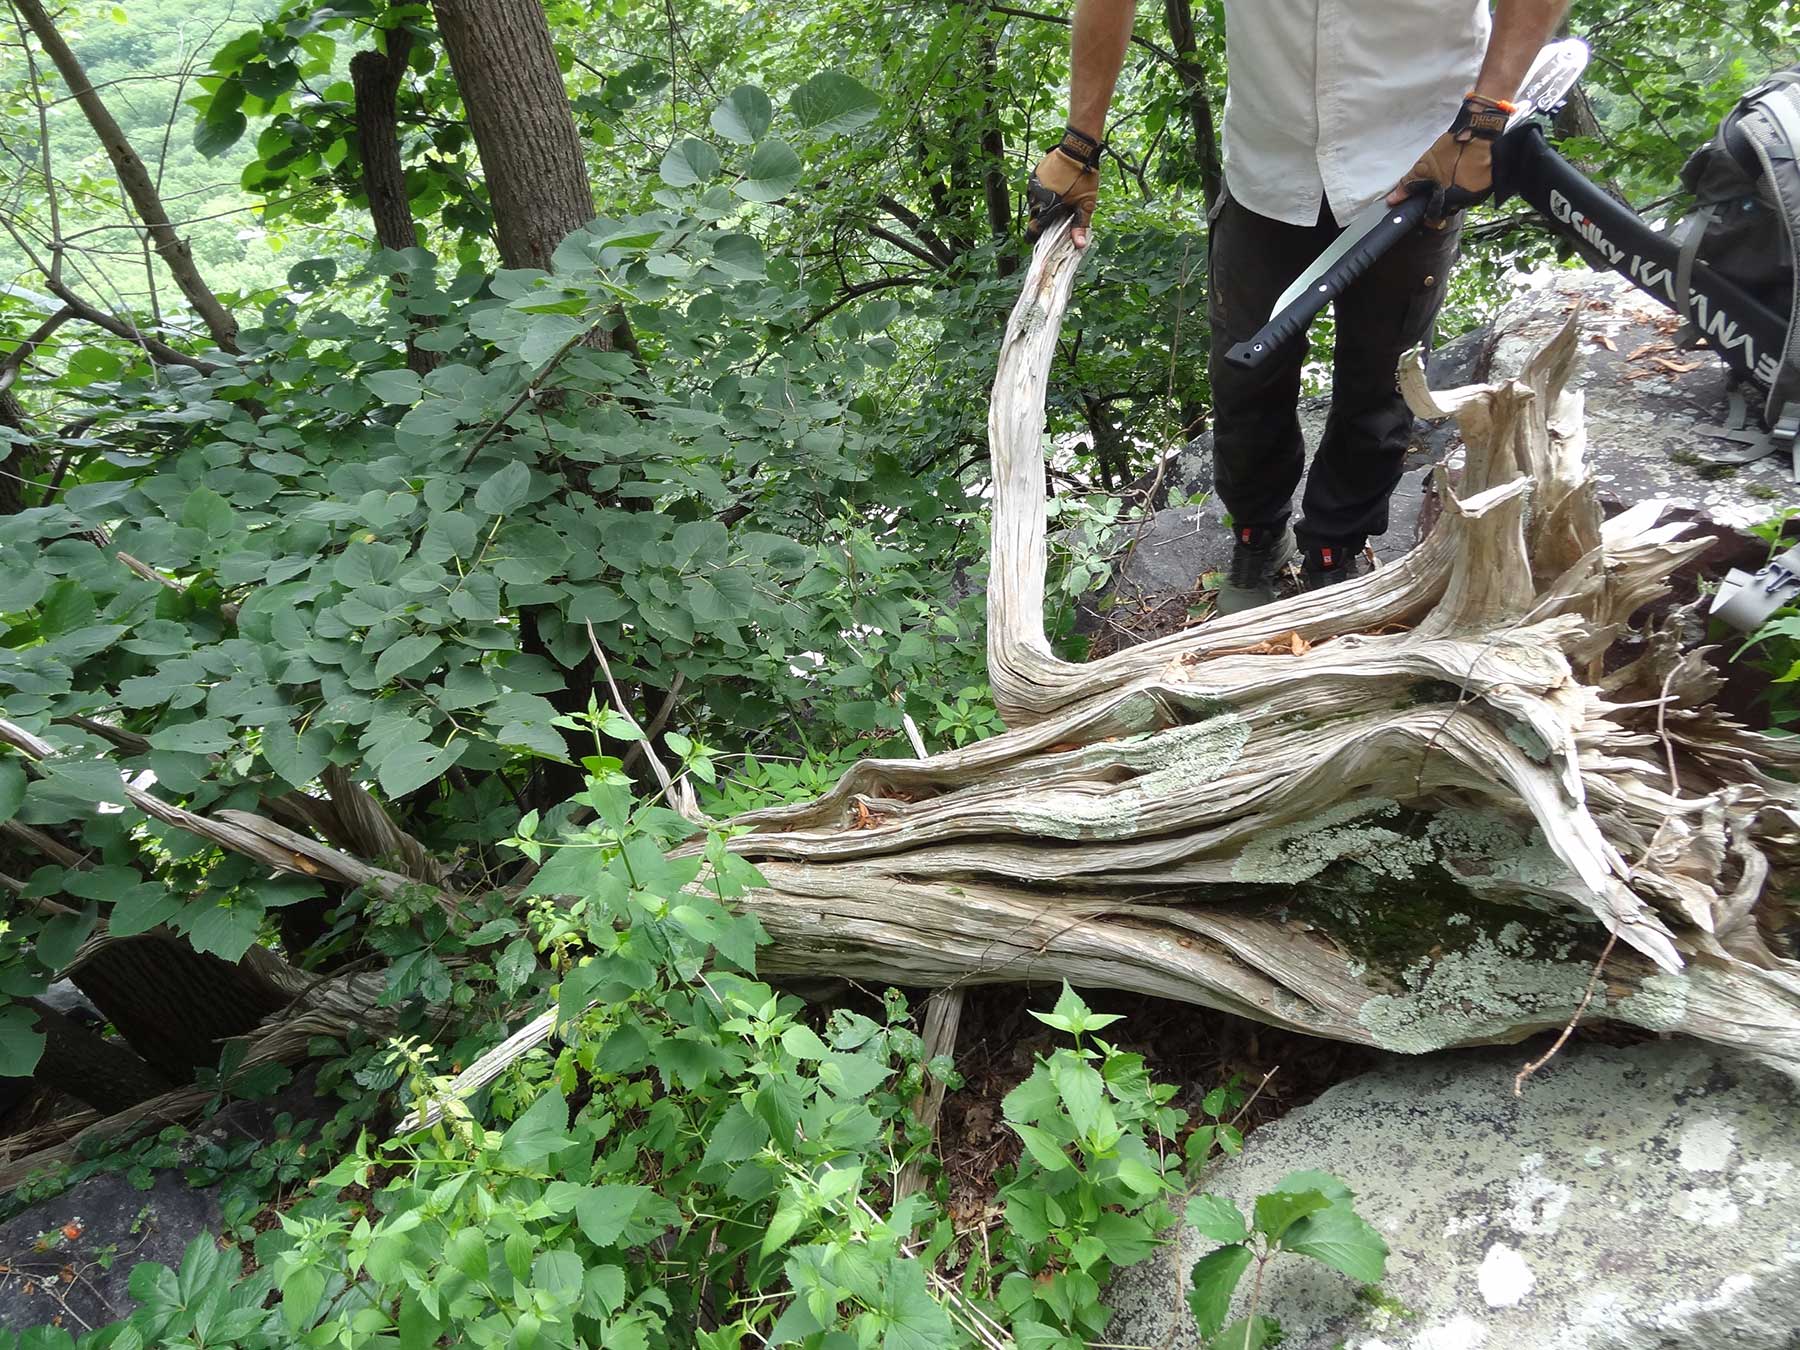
[718,223,1800,1065]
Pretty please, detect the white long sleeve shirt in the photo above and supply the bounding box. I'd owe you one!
[1221,0,1492,227]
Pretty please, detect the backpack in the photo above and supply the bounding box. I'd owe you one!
[1677,69,1800,466]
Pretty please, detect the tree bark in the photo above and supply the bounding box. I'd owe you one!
[21,997,173,1114]
[350,30,438,375]
[1162,0,1221,210]
[431,0,635,353]
[431,0,592,273]
[64,933,295,1081]
[12,0,240,353]
[978,34,1019,278]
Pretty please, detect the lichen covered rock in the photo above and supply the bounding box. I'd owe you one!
[1107,1039,1800,1349]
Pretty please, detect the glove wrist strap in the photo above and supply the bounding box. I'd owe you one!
[1450,95,1511,142]
[1054,125,1104,170]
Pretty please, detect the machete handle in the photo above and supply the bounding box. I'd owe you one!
[1223,194,1434,370]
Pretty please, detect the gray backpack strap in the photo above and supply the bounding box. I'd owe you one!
[1669,207,1716,340]
[1737,80,1800,450]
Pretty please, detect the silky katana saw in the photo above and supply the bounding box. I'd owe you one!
[1224,37,1793,636]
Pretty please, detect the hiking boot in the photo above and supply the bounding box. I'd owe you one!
[1301,540,1365,592]
[1215,524,1295,615]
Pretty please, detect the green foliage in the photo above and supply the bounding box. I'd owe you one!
[1185,1170,1388,1349]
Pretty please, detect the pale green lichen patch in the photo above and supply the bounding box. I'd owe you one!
[1426,806,1574,893]
[1357,925,1595,1053]
[1011,713,1249,840]
[1616,971,1691,1033]
[1503,719,1553,763]
[1232,798,1433,885]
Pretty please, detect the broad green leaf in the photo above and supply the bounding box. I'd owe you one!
[1114,1156,1165,1196]
[1279,1204,1389,1282]
[575,1184,650,1247]
[787,71,881,135]
[444,1227,487,1282]
[711,84,773,143]
[1254,1188,1332,1243]
[781,1023,829,1060]
[474,460,532,515]
[498,1085,574,1167]
[519,314,587,367]
[1049,1054,1105,1138]
[0,758,24,824]
[660,137,722,186]
[760,1196,804,1256]
[1186,1243,1253,1339]
[734,138,802,203]
[1186,1193,1250,1244]
[375,740,466,798]
[195,107,246,157]
[262,723,332,789]
[532,1249,583,1298]
[0,1006,45,1077]
[375,633,443,683]
[1011,1122,1072,1173]
[363,369,422,404]
[184,900,263,962]
[280,1263,326,1332]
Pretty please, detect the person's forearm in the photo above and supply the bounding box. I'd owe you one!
[1068,0,1134,139]
[1472,0,1570,103]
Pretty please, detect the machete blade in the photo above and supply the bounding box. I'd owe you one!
[1261,37,1592,325]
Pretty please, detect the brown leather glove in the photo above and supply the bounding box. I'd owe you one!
[1026,126,1102,244]
[1391,94,1512,226]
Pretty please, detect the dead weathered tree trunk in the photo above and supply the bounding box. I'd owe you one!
[702,222,1800,1066]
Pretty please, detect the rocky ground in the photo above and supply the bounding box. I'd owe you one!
[1109,1039,1800,1350]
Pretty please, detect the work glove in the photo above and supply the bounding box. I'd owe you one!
[1026,126,1102,247]
[1388,93,1512,226]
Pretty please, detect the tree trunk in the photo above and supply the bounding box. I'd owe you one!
[66,933,294,1081]
[21,997,172,1114]
[1162,0,1221,210]
[12,0,240,353]
[978,34,1019,278]
[699,226,1800,1068]
[431,0,635,352]
[351,31,437,376]
[431,0,592,272]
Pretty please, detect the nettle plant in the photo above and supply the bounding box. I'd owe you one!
[1184,1173,1390,1350]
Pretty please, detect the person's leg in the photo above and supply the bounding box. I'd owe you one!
[1206,191,1333,611]
[1207,192,1329,533]
[1296,216,1464,568]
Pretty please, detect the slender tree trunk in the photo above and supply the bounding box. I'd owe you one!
[1162,0,1221,210]
[0,392,30,515]
[21,997,173,1114]
[978,34,1019,277]
[431,0,635,355]
[430,0,594,273]
[351,31,438,375]
[12,0,240,353]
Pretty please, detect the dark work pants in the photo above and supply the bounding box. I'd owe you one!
[1206,189,1463,550]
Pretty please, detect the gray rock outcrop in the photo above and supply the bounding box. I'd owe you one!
[1108,1039,1800,1350]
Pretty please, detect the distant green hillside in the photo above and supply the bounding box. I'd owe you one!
[4,0,349,312]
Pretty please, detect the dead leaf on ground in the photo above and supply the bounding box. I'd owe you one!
[1590,333,1618,351]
